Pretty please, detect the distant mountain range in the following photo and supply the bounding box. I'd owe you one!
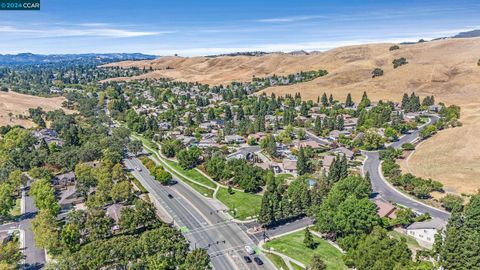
[452,29,480,38]
[1,29,479,65]
[0,53,157,65]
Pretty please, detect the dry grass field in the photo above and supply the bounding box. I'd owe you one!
[104,37,480,194]
[0,91,71,128]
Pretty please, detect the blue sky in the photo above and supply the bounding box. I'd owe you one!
[1,0,479,55]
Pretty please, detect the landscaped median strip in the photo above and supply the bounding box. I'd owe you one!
[132,133,263,221]
[132,134,217,197]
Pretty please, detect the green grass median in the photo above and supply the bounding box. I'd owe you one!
[264,230,346,270]
[216,187,262,220]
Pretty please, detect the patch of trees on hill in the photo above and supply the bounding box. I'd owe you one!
[392,57,408,68]
[389,45,400,51]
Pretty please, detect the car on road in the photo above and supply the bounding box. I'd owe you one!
[243,256,252,263]
[167,193,174,199]
[254,257,263,265]
[135,167,142,171]
[245,245,255,255]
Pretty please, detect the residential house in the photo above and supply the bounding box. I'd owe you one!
[248,132,266,143]
[174,135,196,146]
[331,147,355,160]
[33,128,63,147]
[404,112,420,122]
[428,105,443,112]
[282,159,298,176]
[406,218,446,248]
[343,116,358,130]
[297,139,323,150]
[54,172,76,187]
[373,199,397,219]
[322,155,335,172]
[106,203,126,231]
[225,135,245,144]
[328,130,351,141]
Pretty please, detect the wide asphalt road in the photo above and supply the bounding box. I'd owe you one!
[125,157,275,270]
[363,114,451,221]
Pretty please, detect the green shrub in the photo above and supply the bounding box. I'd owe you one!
[392,57,408,68]
[401,143,415,151]
[389,45,400,51]
[440,194,464,211]
[371,68,384,78]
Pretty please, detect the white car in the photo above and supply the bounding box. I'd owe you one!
[135,167,142,172]
[245,245,255,255]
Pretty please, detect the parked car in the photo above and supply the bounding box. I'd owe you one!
[254,257,263,265]
[245,245,255,255]
[243,256,252,263]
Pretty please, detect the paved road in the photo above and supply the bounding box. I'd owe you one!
[244,217,314,243]
[363,114,451,221]
[125,157,275,270]
[20,188,46,270]
[0,187,46,270]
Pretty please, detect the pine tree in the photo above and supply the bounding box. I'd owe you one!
[304,227,315,249]
[236,106,245,121]
[224,105,233,121]
[345,93,353,107]
[310,255,327,270]
[401,93,409,110]
[336,115,344,130]
[297,146,308,175]
[314,116,323,135]
[329,94,334,105]
[300,101,309,117]
[321,92,328,107]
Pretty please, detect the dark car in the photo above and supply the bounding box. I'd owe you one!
[243,256,252,263]
[254,257,263,265]
[167,193,174,199]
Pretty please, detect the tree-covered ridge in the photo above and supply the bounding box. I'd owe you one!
[0,65,151,96]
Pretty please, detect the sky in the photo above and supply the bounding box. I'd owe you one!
[0,0,479,56]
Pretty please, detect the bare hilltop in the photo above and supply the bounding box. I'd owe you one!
[104,37,480,194]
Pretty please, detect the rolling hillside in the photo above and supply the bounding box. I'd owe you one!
[104,38,480,194]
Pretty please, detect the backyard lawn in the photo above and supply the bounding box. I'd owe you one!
[388,230,424,250]
[216,187,262,220]
[264,230,346,270]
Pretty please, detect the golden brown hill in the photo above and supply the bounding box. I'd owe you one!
[104,38,480,194]
[100,43,390,85]
[0,91,73,128]
[257,38,480,195]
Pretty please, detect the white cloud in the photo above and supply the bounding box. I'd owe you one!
[257,15,325,23]
[0,23,166,38]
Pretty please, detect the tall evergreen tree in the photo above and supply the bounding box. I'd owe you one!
[345,93,354,107]
[297,146,308,175]
[401,93,409,110]
[321,92,329,107]
[304,227,315,249]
